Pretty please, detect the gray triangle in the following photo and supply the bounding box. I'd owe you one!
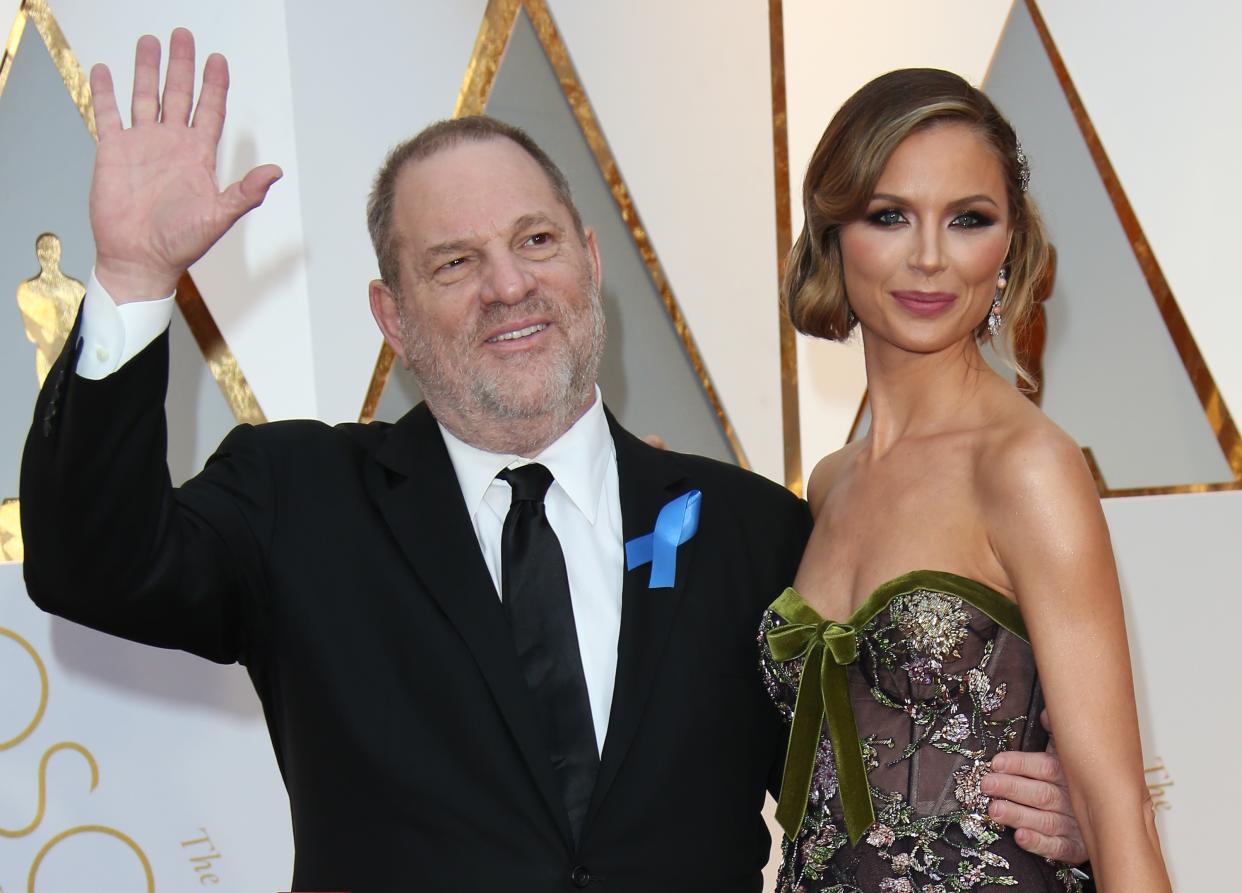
[984,2,1232,488]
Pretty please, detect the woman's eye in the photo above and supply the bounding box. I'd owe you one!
[951,211,995,229]
[867,208,905,227]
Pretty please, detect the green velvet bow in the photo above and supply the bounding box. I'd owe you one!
[766,588,875,845]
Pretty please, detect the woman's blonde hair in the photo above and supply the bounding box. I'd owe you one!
[783,68,1051,385]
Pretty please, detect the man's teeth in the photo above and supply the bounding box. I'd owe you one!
[488,324,547,343]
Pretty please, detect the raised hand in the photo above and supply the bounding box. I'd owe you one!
[89,28,282,302]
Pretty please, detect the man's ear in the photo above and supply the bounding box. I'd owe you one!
[369,279,408,367]
[584,227,602,289]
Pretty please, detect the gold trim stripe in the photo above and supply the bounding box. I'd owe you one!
[0,3,28,100]
[174,274,265,425]
[769,0,801,494]
[1025,0,1240,495]
[456,0,521,117]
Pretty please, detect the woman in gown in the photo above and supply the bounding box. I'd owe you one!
[760,69,1171,891]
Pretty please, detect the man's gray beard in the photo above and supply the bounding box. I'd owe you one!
[398,280,606,441]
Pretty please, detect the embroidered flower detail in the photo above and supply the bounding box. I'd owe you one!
[867,823,896,847]
[890,590,970,661]
[959,863,988,888]
[966,668,1007,713]
[959,813,988,840]
[953,760,993,811]
[879,879,914,893]
[903,654,943,685]
[938,713,971,743]
[890,853,912,874]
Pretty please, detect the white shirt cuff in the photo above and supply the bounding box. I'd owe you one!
[74,270,176,380]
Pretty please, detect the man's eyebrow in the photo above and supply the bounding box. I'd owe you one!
[869,192,1000,209]
[513,213,564,235]
[422,234,477,260]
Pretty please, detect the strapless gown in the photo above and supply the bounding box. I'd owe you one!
[759,570,1083,892]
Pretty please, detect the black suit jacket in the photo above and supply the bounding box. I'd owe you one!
[21,329,812,892]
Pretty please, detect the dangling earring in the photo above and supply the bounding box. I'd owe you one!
[988,269,1007,337]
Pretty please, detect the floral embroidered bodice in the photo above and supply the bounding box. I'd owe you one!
[759,570,1082,892]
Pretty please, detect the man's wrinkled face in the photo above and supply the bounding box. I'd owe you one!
[381,139,604,433]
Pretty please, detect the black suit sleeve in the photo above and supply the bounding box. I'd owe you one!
[20,324,271,665]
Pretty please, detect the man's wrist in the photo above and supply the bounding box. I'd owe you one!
[94,258,181,304]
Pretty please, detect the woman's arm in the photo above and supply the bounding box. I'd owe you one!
[982,426,1170,891]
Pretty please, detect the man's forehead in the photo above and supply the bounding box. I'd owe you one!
[393,139,567,246]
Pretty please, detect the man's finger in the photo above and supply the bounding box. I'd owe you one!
[989,749,1062,783]
[90,64,123,140]
[981,769,1071,813]
[987,796,1077,838]
[131,34,162,126]
[1011,825,1088,866]
[191,52,229,144]
[160,27,196,126]
[220,164,283,221]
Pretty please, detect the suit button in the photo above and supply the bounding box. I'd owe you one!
[570,865,591,887]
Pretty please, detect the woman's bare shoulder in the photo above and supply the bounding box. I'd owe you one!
[806,440,864,517]
[977,398,1101,533]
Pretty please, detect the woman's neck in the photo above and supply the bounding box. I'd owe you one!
[860,330,1002,456]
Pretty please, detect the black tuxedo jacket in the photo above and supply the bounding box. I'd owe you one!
[22,329,811,892]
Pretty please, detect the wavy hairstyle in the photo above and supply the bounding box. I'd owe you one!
[783,68,1051,385]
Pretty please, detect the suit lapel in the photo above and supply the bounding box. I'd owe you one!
[364,404,573,847]
[587,412,700,823]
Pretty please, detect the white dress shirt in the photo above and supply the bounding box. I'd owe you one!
[438,394,624,753]
[75,273,626,752]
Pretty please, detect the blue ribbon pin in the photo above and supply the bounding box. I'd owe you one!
[625,490,702,589]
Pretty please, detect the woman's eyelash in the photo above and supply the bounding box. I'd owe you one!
[952,211,996,228]
[867,208,905,226]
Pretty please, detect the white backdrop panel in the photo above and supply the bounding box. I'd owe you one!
[1102,489,1242,889]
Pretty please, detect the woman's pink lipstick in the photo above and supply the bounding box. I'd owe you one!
[891,290,957,316]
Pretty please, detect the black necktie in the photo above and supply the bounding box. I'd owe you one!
[497,463,599,844]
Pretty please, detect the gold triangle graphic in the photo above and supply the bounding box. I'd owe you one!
[767,0,802,495]
[0,0,265,563]
[356,0,749,469]
[841,0,1240,497]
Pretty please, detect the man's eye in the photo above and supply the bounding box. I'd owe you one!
[867,208,905,227]
[525,232,552,246]
[951,211,995,229]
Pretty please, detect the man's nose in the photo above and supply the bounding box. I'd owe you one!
[481,252,536,305]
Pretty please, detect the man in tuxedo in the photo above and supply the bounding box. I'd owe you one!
[21,29,1087,892]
